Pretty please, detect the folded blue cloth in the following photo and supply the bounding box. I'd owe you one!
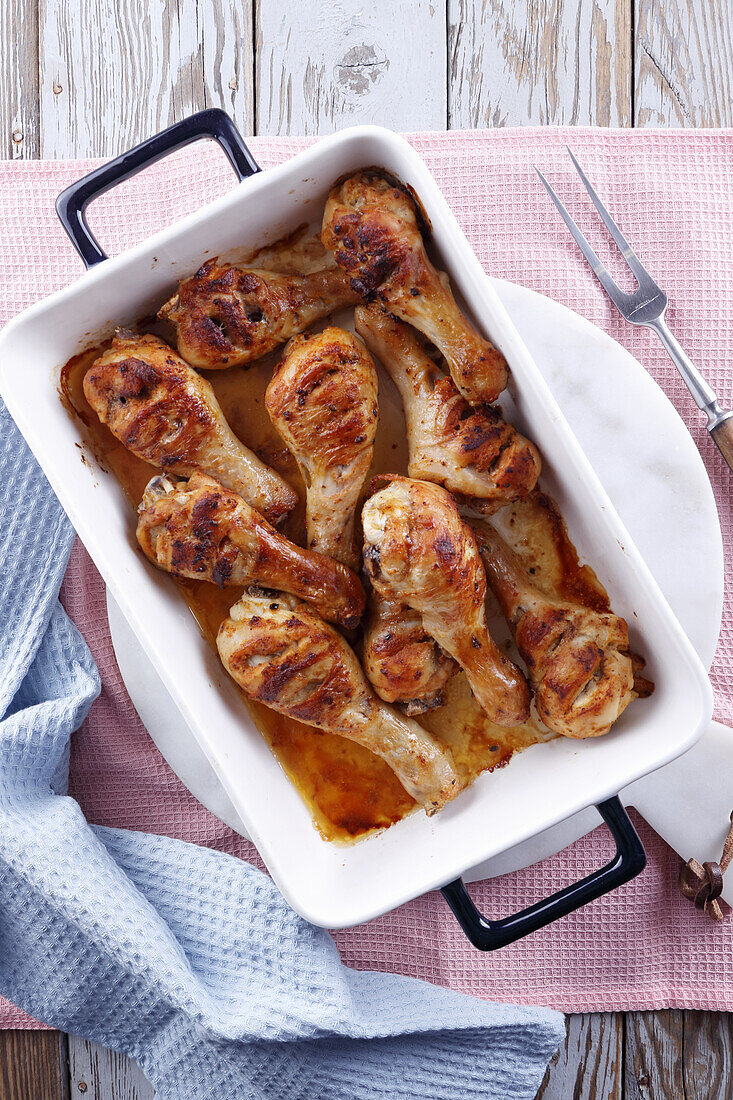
[0,399,564,1099]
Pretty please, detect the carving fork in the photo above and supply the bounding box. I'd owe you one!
[536,151,733,472]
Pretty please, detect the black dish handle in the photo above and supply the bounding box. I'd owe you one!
[441,796,645,951]
[56,108,261,268]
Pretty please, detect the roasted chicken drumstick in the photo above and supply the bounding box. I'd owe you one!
[363,591,458,715]
[322,172,508,405]
[355,304,540,513]
[137,472,365,630]
[84,331,296,525]
[473,523,636,739]
[159,259,360,370]
[362,477,529,727]
[217,590,461,815]
[266,327,378,569]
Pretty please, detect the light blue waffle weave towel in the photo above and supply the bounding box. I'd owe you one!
[0,399,564,1099]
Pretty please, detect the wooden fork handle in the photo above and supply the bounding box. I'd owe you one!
[710,417,733,472]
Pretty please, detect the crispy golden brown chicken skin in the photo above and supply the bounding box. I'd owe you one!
[158,259,360,370]
[497,491,615,614]
[473,523,636,739]
[84,331,296,525]
[217,590,462,814]
[322,172,509,405]
[355,304,540,514]
[266,327,378,569]
[363,591,457,715]
[361,476,530,727]
[136,472,365,630]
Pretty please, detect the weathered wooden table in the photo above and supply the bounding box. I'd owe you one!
[1,2,731,1096]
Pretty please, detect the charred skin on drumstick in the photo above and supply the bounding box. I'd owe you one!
[158,259,361,370]
[361,476,530,727]
[322,172,508,405]
[355,303,540,514]
[136,472,365,630]
[266,327,378,569]
[217,590,462,815]
[84,330,296,524]
[363,591,458,715]
[473,522,636,739]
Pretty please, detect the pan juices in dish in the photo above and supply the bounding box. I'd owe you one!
[62,333,419,840]
[60,174,647,842]
[61,329,555,840]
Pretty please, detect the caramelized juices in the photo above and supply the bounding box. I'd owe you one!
[61,342,557,842]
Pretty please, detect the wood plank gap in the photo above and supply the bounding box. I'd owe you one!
[252,0,258,134]
[34,0,41,154]
[59,1032,71,1100]
[630,0,636,125]
[444,0,451,130]
[681,1010,687,1100]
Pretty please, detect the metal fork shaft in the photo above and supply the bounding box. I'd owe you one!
[648,316,731,430]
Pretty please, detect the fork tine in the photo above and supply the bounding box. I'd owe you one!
[534,168,631,311]
[565,148,658,289]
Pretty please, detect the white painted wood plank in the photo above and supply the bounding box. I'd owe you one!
[635,0,733,126]
[38,0,254,158]
[0,0,39,157]
[624,1010,684,1098]
[683,1012,733,1100]
[175,0,254,129]
[536,1014,622,1100]
[449,0,632,127]
[256,0,447,135]
[68,1037,155,1099]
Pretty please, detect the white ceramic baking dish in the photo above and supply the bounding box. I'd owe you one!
[0,111,712,946]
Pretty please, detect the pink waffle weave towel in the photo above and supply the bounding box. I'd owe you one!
[1,128,733,1028]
